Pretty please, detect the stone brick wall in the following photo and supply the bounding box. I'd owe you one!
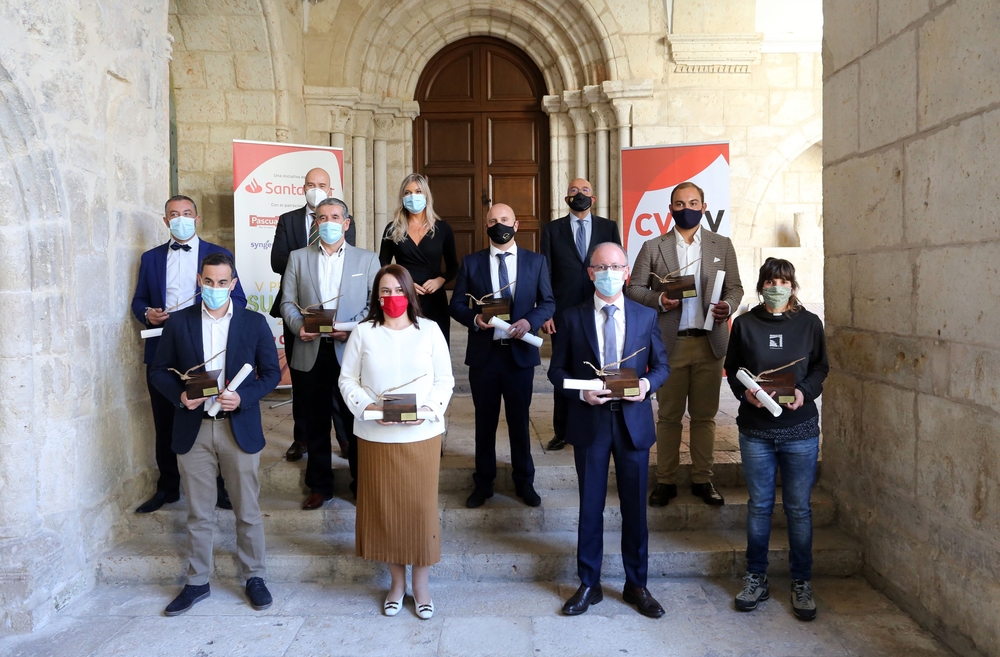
[823,1,1000,654]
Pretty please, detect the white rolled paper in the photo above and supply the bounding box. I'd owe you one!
[488,316,544,348]
[362,410,436,421]
[562,379,605,391]
[141,328,163,339]
[703,270,726,332]
[206,363,255,417]
[333,321,358,331]
[736,368,783,417]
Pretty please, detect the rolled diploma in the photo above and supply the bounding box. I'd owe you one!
[141,328,163,339]
[736,368,783,417]
[333,321,358,331]
[563,379,605,391]
[703,270,726,331]
[362,410,436,421]
[206,363,254,417]
[488,316,544,348]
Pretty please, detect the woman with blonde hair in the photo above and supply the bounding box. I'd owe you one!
[379,173,459,343]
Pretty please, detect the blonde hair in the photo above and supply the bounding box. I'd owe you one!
[387,173,441,243]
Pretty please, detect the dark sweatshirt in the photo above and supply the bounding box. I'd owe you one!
[724,304,828,437]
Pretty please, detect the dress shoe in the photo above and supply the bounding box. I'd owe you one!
[245,577,272,610]
[383,591,404,616]
[691,482,725,506]
[515,484,542,507]
[416,599,434,620]
[545,436,566,451]
[302,492,332,510]
[164,583,210,616]
[466,488,493,509]
[285,441,307,462]
[136,491,180,514]
[648,483,677,507]
[562,583,603,616]
[216,491,233,510]
[335,436,350,458]
[622,584,665,619]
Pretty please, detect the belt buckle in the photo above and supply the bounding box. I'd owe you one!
[607,401,622,412]
[499,338,511,346]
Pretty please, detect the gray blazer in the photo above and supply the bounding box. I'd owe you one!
[626,229,743,360]
[280,243,381,371]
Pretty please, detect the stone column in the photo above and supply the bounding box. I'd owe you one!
[330,107,352,151]
[351,110,372,250]
[590,105,610,220]
[372,114,394,247]
[611,101,633,230]
[542,95,564,221]
[568,108,590,181]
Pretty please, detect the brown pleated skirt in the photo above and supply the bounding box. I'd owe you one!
[355,435,442,566]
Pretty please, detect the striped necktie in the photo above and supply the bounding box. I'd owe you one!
[497,253,512,299]
[575,219,587,261]
[308,213,319,246]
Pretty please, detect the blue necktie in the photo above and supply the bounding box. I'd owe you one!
[497,253,512,299]
[602,305,617,368]
[575,219,587,261]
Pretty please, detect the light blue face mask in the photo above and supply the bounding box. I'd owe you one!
[202,285,231,310]
[402,193,427,214]
[318,221,343,245]
[169,216,196,242]
[593,269,625,297]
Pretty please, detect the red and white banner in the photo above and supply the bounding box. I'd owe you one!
[232,140,344,344]
[621,142,730,269]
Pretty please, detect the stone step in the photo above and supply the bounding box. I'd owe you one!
[127,488,837,537]
[97,527,861,585]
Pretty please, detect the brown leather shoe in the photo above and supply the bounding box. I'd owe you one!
[335,436,350,457]
[302,492,332,510]
[285,441,307,462]
[622,584,665,618]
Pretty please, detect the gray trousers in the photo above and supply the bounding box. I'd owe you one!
[177,418,266,585]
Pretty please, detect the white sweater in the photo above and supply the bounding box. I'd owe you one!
[338,317,455,443]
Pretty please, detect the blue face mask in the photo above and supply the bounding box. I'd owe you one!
[318,221,343,245]
[593,269,625,297]
[201,284,231,310]
[169,216,196,242]
[402,193,427,214]
[672,208,702,230]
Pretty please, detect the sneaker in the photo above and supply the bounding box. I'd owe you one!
[791,579,816,621]
[245,577,273,611]
[734,573,769,611]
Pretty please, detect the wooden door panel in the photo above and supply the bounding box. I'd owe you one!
[428,175,474,220]
[513,230,538,253]
[488,117,538,166]
[486,50,536,102]
[423,51,476,103]
[423,118,474,167]
[490,174,537,220]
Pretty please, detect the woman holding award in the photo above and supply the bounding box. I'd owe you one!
[378,174,459,344]
[723,258,828,622]
[338,264,455,620]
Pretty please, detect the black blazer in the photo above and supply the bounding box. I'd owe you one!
[270,204,356,318]
[539,214,621,322]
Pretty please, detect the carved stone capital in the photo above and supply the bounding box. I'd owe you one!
[330,107,353,133]
[276,127,290,143]
[541,95,563,115]
[373,114,395,141]
[588,104,611,132]
[610,100,632,128]
[567,108,591,134]
[352,109,373,137]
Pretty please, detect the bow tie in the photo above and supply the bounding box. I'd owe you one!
[170,242,192,252]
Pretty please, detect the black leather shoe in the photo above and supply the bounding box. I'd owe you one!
[216,491,233,510]
[562,584,603,616]
[691,482,725,506]
[648,483,677,507]
[164,583,210,616]
[245,577,272,610]
[466,488,494,509]
[136,491,180,514]
[285,441,307,462]
[516,484,542,507]
[622,584,665,619]
[545,436,566,451]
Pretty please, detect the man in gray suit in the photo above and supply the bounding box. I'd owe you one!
[626,182,743,507]
[280,198,380,510]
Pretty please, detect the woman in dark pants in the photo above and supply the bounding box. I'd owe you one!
[379,173,459,344]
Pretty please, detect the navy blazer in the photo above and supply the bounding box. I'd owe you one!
[131,239,248,364]
[149,303,281,455]
[539,214,621,323]
[450,247,556,369]
[547,296,670,449]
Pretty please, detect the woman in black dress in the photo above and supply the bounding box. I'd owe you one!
[379,173,459,343]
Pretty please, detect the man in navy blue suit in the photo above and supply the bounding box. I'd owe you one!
[150,252,280,616]
[130,195,247,513]
[451,203,556,509]
[548,242,670,619]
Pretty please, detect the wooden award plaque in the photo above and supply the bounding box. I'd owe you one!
[761,371,796,404]
[185,369,222,399]
[479,298,511,322]
[602,368,641,397]
[664,275,697,300]
[303,309,337,333]
[382,394,418,422]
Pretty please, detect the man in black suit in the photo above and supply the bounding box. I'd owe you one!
[270,168,356,461]
[540,178,622,451]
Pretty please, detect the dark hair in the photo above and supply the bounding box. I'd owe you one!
[165,194,198,216]
[200,252,236,277]
[670,181,704,204]
[756,257,801,313]
[363,264,424,327]
[316,197,349,216]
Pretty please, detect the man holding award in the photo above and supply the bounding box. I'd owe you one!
[626,182,743,507]
[449,203,555,509]
[280,198,380,510]
[149,252,280,615]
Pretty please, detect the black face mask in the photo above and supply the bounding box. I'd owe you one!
[672,208,702,230]
[566,192,593,213]
[487,222,515,245]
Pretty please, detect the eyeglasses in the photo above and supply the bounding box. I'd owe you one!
[589,264,628,272]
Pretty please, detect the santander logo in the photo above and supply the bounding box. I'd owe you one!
[245,178,263,193]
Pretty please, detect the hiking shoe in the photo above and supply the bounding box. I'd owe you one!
[734,573,769,611]
[791,579,816,621]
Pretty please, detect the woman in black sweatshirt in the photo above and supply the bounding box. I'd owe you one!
[724,257,828,621]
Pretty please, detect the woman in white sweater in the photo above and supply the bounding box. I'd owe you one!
[339,264,455,620]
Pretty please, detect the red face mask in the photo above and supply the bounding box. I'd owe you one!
[380,295,409,318]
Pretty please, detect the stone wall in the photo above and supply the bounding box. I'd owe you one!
[0,0,169,634]
[823,0,1000,654]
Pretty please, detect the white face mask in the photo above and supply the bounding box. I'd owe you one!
[305,187,327,208]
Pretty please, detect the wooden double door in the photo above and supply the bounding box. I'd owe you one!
[414,37,549,266]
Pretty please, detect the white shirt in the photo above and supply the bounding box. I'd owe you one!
[489,242,518,340]
[317,242,346,311]
[200,300,232,410]
[673,227,705,330]
[165,235,200,311]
